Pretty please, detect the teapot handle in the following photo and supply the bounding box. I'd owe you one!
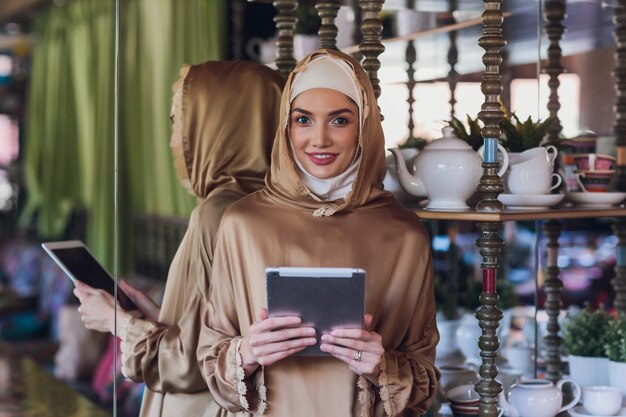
[476,144,509,177]
[496,144,509,177]
[557,378,582,413]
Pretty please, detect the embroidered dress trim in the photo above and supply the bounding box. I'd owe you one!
[357,375,374,417]
[119,314,133,379]
[378,355,394,416]
[235,338,267,414]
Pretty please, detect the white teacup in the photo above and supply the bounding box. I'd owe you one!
[507,169,562,195]
[506,146,561,194]
[583,386,622,416]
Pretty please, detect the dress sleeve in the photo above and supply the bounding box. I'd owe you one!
[119,202,217,393]
[196,223,267,414]
[376,251,440,416]
[119,290,208,393]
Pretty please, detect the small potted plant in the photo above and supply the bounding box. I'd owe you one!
[562,306,611,387]
[605,313,626,396]
[499,111,555,153]
[447,115,485,152]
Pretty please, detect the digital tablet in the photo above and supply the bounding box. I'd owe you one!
[266,267,365,356]
[42,240,137,311]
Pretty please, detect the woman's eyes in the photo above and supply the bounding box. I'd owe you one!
[333,117,348,125]
[295,116,310,124]
[293,115,351,125]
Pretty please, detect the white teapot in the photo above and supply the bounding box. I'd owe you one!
[389,127,509,210]
[498,378,581,417]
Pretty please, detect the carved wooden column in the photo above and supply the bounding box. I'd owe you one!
[359,0,385,100]
[475,2,506,416]
[273,0,298,77]
[476,0,506,213]
[543,220,564,383]
[613,0,626,191]
[405,38,416,140]
[448,30,458,118]
[475,221,504,417]
[543,0,567,145]
[447,0,458,118]
[230,0,245,60]
[613,220,626,314]
[316,0,340,50]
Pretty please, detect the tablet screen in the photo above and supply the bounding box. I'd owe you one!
[48,246,136,311]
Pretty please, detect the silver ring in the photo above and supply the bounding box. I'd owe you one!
[353,349,362,362]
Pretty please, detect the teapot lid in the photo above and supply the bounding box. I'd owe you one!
[426,126,473,150]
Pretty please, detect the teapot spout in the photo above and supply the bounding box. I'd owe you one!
[388,148,427,197]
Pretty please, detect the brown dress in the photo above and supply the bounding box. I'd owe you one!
[197,50,440,417]
[119,61,285,417]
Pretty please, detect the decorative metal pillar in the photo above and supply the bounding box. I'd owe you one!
[447,0,458,118]
[230,0,245,60]
[543,220,564,383]
[476,0,506,213]
[316,0,340,50]
[543,0,567,145]
[405,38,417,141]
[359,0,385,100]
[613,0,626,191]
[273,0,298,77]
[613,219,626,314]
[448,30,458,118]
[475,2,506,416]
[475,222,504,417]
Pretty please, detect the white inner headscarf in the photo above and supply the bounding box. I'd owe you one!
[289,55,364,201]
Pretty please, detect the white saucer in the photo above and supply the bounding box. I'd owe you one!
[569,406,626,417]
[498,193,564,210]
[565,191,626,207]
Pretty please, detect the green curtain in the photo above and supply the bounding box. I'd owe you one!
[22,0,226,270]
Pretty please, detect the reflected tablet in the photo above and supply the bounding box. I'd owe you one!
[266,267,365,356]
[42,240,137,311]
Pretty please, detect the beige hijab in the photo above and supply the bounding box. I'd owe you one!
[265,49,393,217]
[171,60,285,199]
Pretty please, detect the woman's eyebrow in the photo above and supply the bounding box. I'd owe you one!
[328,108,354,116]
[292,107,312,115]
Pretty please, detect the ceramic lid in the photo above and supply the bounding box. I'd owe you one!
[426,126,473,150]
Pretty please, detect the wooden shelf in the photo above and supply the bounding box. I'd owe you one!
[410,205,626,222]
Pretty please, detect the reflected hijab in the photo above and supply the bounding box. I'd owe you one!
[170,61,285,199]
[265,49,391,216]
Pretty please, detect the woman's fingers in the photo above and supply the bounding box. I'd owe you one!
[251,315,302,333]
[330,327,381,343]
[319,334,370,352]
[257,345,309,366]
[252,337,317,359]
[249,326,316,346]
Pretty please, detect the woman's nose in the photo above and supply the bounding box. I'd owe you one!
[310,125,332,147]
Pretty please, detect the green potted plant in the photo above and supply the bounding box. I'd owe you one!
[446,110,555,153]
[605,314,626,396]
[562,306,611,387]
[500,111,555,153]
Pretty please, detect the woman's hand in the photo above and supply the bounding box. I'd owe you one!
[239,308,317,376]
[119,280,161,321]
[73,281,127,334]
[320,314,384,384]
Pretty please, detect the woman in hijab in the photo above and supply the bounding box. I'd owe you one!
[197,49,439,417]
[73,60,285,417]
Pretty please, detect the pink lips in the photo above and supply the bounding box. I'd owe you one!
[307,152,338,166]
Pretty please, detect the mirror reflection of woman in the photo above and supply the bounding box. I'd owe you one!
[198,49,439,416]
[73,61,285,417]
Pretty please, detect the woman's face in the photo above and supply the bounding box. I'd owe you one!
[289,88,359,179]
